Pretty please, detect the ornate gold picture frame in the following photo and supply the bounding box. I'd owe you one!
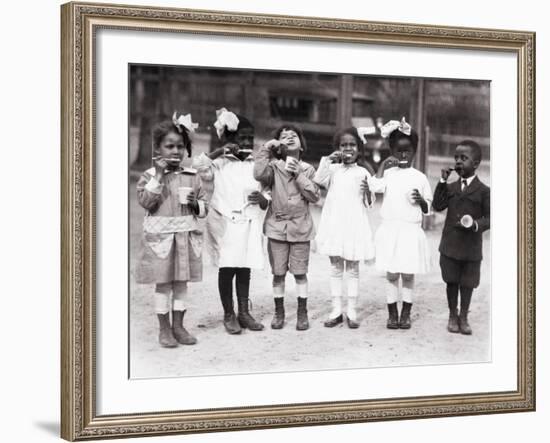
[61,1,535,440]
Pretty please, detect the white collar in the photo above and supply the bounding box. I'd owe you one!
[224,153,254,162]
[461,175,476,186]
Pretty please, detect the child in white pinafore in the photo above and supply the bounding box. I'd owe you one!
[314,127,376,329]
[365,118,433,330]
[135,113,207,348]
[193,108,268,335]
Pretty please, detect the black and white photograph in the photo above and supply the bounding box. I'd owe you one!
[128,65,491,379]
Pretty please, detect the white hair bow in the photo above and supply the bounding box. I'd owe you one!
[380,117,412,138]
[356,126,376,145]
[214,107,240,139]
[172,111,199,134]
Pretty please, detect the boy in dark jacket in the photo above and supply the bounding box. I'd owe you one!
[432,140,490,335]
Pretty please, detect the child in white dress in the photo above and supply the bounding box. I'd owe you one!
[314,127,375,328]
[364,118,433,330]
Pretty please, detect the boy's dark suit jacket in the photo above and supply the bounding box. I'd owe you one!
[432,176,490,262]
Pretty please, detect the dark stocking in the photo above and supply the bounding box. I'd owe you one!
[446,283,459,311]
[459,286,473,315]
[235,268,251,300]
[218,268,236,314]
[459,286,474,335]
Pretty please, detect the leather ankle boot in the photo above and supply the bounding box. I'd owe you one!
[237,296,264,331]
[459,311,472,335]
[447,309,460,333]
[223,311,242,334]
[296,297,309,331]
[157,313,178,348]
[172,310,197,345]
[386,303,399,329]
[399,302,412,329]
[271,297,285,329]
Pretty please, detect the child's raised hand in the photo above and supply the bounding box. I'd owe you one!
[153,157,168,178]
[265,139,287,159]
[222,143,240,156]
[328,151,342,163]
[265,139,281,153]
[382,156,399,169]
[441,168,453,181]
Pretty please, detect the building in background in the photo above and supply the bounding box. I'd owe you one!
[129,65,489,172]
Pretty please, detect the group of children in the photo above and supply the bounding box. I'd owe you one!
[135,109,490,348]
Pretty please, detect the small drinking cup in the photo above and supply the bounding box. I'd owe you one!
[178,186,193,205]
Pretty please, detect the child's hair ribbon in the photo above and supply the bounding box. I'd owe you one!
[214,107,240,139]
[356,126,375,145]
[172,111,199,134]
[380,116,412,138]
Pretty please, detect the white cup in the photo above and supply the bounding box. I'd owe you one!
[460,214,474,228]
[178,186,193,204]
[285,156,297,172]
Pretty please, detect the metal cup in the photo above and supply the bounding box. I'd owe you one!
[460,214,474,228]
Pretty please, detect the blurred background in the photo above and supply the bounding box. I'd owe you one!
[129,64,490,179]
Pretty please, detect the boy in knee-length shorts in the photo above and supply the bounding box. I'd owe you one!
[432,140,490,335]
[253,125,320,331]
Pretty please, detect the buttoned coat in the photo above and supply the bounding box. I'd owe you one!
[432,176,490,261]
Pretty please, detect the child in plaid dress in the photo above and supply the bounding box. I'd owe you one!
[135,114,207,348]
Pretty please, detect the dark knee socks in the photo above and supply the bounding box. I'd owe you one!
[218,268,236,314]
[447,283,473,314]
[459,286,473,315]
[218,268,251,313]
[446,283,459,311]
[235,268,251,300]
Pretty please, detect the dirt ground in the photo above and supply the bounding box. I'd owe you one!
[129,166,491,379]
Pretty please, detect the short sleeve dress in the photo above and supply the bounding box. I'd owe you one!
[368,166,433,274]
[314,158,376,261]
